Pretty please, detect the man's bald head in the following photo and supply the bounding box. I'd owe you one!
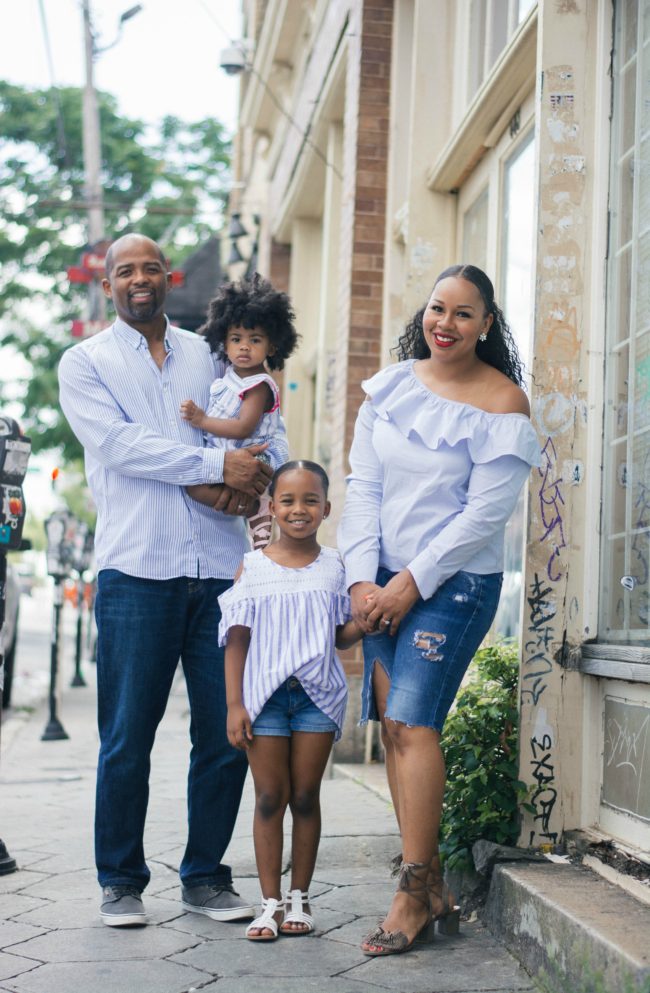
[105,235,167,281]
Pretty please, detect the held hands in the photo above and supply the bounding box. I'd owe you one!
[223,444,272,496]
[180,399,207,429]
[352,570,420,637]
[227,702,253,750]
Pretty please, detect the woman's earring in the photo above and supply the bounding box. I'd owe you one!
[479,331,488,342]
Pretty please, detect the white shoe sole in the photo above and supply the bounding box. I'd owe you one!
[101,912,148,927]
[181,900,255,921]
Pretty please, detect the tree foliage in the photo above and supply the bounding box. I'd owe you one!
[0,81,230,461]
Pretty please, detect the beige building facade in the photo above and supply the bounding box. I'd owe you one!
[226,0,650,859]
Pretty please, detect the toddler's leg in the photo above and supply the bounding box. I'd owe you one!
[248,492,273,550]
[280,731,335,934]
[246,735,290,938]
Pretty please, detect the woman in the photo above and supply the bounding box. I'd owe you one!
[338,264,541,956]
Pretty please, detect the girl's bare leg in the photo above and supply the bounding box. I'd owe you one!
[246,735,291,936]
[281,730,334,932]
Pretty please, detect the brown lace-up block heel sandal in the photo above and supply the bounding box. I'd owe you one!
[429,854,461,935]
[361,861,435,956]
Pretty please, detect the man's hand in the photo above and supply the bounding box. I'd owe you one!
[223,444,273,496]
[185,484,258,517]
[180,399,206,429]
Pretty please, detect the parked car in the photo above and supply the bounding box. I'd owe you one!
[1,563,20,709]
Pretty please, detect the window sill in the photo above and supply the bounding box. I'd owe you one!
[578,644,650,683]
[427,6,537,193]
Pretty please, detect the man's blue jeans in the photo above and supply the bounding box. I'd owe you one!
[94,570,248,892]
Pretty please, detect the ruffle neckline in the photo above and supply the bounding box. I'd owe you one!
[362,360,542,467]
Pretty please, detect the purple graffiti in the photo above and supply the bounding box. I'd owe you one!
[537,437,567,582]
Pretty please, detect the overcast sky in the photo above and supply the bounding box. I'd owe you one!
[3,0,242,128]
[1,0,242,513]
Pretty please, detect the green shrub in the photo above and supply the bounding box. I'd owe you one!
[440,641,530,870]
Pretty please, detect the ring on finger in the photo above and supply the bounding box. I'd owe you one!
[237,503,245,511]
[381,617,391,626]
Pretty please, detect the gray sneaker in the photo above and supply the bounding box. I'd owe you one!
[181,883,255,921]
[100,885,147,927]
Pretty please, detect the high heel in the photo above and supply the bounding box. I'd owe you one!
[429,854,461,935]
[361,861,434,956]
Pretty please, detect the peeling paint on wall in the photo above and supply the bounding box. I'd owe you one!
[521,58,586,848]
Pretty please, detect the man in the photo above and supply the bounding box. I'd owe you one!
[58,234,286,927]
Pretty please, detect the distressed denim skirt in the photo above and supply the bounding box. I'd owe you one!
[361,568,503,731]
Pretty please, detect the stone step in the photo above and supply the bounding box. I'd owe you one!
[484,861,650,993]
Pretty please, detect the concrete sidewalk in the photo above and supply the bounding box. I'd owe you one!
[0,670,537,993]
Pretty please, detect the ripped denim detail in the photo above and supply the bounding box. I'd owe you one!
[412,630,446,661]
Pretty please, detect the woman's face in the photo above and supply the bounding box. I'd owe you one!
[421,276,493,362]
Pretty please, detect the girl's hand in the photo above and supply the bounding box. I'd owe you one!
[180,399,206,428]
[227,703,253,750]
[349,581,381,633]
[364,570,419,636]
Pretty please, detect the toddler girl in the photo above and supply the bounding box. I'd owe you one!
[181,274,299,548]
[218,460,362,940]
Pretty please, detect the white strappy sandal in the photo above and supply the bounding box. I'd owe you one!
[280,889,314,935]
[245,896,284,941]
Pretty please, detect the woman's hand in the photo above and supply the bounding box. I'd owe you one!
[349,581,381,633]
[227,703,253,750]
[364,569,420,636]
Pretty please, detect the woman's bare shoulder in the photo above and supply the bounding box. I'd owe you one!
[484,369,530,416]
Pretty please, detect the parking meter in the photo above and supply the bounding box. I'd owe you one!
[42,509,80,740]
[0,417,30,553]
[0,417,29,876]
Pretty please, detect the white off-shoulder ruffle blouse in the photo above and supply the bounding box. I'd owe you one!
[338,360,542,600]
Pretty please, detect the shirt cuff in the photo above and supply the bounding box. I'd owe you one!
[202,447,225,485]
[344,553,380,592]
[407,550,442,601]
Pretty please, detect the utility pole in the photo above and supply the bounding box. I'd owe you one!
[81,0,105,322]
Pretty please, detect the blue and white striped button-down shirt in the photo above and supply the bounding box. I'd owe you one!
[58,317,289,580]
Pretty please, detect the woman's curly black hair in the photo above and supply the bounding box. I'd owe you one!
[393,264,525,386]
[199,272,299,371]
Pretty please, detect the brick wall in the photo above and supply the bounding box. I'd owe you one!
[329,0,393,522]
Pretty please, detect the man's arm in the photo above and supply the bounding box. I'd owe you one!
[59,346,225,485]
[59,345,271,496]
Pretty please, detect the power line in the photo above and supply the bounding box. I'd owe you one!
[37,0,69,164]
[192,0,343,181]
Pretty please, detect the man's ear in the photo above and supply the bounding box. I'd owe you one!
[101,278,112,299]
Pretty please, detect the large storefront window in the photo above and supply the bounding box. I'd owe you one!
[601,0,650,646]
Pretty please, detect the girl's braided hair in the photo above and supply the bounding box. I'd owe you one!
[393,264,525,386]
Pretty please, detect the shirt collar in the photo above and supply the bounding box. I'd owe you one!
[114,316,174,351]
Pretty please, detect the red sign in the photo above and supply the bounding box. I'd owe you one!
[71,320,111,338]
[67,266,93,284]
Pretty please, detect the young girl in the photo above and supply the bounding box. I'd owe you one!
[218,460,362,941]
[181,274,299,548]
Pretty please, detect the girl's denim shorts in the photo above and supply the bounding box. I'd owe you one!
[252,677,338,736]
[362,568,503,732]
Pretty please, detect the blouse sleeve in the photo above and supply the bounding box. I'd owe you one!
[217,583,255,646]
[407,453,532,600]
[337,400,383,590]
